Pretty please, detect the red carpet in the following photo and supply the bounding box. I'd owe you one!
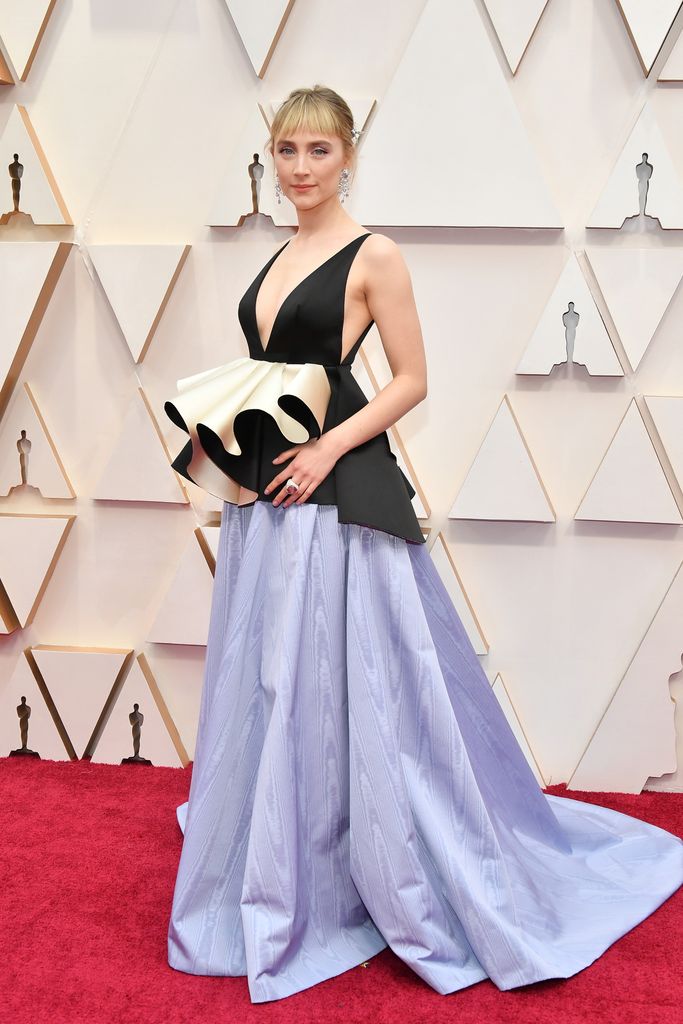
[1,757,680,1024]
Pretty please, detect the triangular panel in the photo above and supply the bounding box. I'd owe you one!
[645,394,683,495]
[147,528,215,646]
[87,244,191,364]
[143,649,206,766]
[516,252,623,376]
[450,396,556,521]
[90,654,184,767]
[208,105,281,228]
[0,513,75,627]
[568,556,683,793]
[31,644,132,759]
[223,0,294,79]
[0,382,75,498]
[201,521,221,562]
[92,387,188,503]
[352,0,562,226]
[585,246,683,371]
[0,651,71,760]
[0,105,71,224]
[0,241,71,420]
[616,0,683,74]
[587,102,683,228]
[0,0,58,81]
[575,399,682,524]
[482,0,550,75]
[658,20,683,78]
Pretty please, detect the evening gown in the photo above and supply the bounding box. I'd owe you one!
[163,232,683,1004]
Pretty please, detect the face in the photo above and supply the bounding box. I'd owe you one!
[273,128,351,206]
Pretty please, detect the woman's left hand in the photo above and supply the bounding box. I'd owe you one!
[264,436,340,507]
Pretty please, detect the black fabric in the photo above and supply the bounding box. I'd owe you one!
[170,233,425,545]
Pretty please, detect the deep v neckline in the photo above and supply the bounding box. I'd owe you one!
[254,233,372,353]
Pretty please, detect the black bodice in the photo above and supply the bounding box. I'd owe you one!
[168,233,425,545]
[238,233,376,367]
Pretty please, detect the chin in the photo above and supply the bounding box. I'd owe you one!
[291,194,322,205]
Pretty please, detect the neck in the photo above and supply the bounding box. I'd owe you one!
[293,196,355,242]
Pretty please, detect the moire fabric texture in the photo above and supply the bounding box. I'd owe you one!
[167,499,683,1004]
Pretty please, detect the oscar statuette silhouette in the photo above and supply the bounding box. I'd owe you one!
[121,702,152,765]
[9,696,40,758]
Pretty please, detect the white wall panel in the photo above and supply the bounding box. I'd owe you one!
[585,246,683,371]
[0,0,682,790]
[0,0,58,82]
[516,252,623,376]
[587,102,683,227]
[575,399,682,524]
[482,0,550,75]
[352,0,562,226]
[616,0,683,74]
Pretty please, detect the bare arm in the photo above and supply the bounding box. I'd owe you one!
[323,234,427,460]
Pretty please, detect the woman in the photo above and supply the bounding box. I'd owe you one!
[164,86,683,1004]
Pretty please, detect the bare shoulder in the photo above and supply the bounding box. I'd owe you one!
[359,232,413,294]
[361,232,404,263]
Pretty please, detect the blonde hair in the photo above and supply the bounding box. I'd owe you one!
[266,85,358,169]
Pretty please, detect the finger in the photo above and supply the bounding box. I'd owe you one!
[271,484,288,506]
[294,481,316,505]
[282,481,308,507]
[266,457,302,493]
[272,481,298,507]
[264,472,286,495]
[272,445,300,465]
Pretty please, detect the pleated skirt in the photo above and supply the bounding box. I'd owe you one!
[167,498,683,1004]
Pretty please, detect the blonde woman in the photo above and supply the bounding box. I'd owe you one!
[164,86,683,1004]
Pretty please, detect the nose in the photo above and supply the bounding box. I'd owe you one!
[293,155,311,176]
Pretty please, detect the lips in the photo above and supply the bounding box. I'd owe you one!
[293,185,315,190]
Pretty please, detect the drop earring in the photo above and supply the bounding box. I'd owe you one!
[274,172,283,205]
[338,167,350,204]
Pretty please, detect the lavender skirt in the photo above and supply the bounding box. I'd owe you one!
[167,499,683,1003]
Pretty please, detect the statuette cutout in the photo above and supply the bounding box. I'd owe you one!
[9,695,40,758]
[121,702,152,766]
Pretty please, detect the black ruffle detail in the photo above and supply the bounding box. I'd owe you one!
[166,364,425,545]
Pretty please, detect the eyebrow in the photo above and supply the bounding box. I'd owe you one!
[277,138,331,146]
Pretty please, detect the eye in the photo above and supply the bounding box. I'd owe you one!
[278,146,328,156]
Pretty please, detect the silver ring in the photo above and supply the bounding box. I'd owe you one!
[285,477,300,494]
